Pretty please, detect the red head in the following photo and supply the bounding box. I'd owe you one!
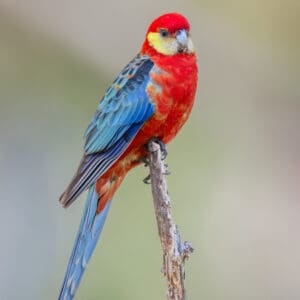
[146,13,190,35]
[142,13,195,56]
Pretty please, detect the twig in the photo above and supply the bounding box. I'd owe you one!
[147,140,194,300]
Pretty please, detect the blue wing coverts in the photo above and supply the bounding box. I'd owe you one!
[59,55,154,207]
[59,55,155,300]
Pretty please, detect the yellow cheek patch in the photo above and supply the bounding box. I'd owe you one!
[147,32,178,55]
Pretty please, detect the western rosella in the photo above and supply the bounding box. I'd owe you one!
[58,12,198,299]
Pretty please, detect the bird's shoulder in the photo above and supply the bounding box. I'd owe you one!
[84,54,156,154]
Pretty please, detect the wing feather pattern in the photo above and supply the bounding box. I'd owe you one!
[60,55,154,207]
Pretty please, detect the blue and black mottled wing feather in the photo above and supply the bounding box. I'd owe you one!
[60,55,154,207]
[85,55,154,153]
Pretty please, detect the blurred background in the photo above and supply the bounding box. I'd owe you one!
[0,1,299,299]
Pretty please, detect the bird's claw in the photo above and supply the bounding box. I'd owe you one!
[142,139,169,184]
[147,138,168,160]
[156,139,168,160]
[140,156,150,167]
[143,165,170,184]
[163,170,171,176]
[143,174,151,184]
[163,163,171,176]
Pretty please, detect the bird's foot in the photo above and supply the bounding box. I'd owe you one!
[142,138,168,184]
[142,164,170,185]
[143,174,151,184]
[163,163,171,176]
[140,156,150,167]
[146,138,168,160]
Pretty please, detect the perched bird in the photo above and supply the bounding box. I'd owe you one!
[59,12,198,299]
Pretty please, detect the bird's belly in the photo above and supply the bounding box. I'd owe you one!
[115,58,197,172]
[117,101,191,172]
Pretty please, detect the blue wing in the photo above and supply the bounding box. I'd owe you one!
[60,55,154,207]
[58,184,112,300]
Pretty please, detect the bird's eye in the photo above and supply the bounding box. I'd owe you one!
[159,29,169,37]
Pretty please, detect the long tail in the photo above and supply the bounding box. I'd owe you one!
[59,184,112,300]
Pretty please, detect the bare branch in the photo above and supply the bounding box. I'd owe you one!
[147,140,194,300]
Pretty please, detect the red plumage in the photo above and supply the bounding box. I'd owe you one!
[59,13,198,299]
[95,13,198,213]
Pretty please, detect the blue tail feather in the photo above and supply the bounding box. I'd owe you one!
[59,184,112,300]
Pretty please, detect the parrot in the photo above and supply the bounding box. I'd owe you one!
[58,12,198,300]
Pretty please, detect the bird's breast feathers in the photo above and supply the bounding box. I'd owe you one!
[144,53,198,143]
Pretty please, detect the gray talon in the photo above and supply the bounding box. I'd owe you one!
[143,174,151,184]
